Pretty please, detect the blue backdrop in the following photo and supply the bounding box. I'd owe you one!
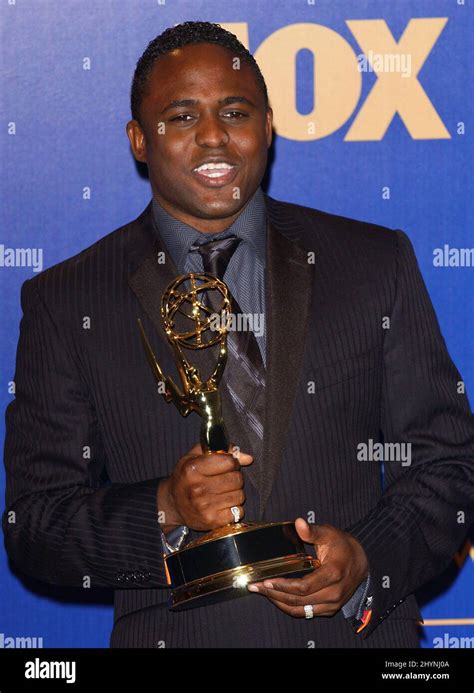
[1,0,472,649]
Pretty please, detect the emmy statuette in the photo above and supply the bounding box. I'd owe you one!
[137,272,316,610]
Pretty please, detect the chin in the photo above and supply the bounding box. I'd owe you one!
[191,198,243,220]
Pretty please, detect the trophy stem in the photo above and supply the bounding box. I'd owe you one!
[198,389,230,454]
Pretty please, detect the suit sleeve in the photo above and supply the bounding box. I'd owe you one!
[345,229,474,638]
[2,277,170,589]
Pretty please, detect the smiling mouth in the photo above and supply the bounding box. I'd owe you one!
[192,162,238,187]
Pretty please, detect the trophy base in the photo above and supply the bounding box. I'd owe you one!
[164,521,318,611]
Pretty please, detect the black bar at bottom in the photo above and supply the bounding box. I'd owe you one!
[0,648,472,691]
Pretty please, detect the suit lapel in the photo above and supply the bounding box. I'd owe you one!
[261,200,315,515]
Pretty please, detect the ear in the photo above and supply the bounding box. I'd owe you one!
[126,119,147,163]
[265,106,273,148]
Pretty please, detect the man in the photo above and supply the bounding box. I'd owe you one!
[3,21,473,648]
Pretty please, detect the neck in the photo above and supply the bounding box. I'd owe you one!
[152,193,249,234]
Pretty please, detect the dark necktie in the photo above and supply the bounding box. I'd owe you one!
[191,235,242,286]
[189,235,266,449]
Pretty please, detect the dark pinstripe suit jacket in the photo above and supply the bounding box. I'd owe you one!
[3,194,474,648]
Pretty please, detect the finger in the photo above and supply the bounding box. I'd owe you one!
[247,577,332,608]
[294,517,315,543]
[250,592,338,618]
[193,453,242,476]
[252,564,334,597]
[212,489,246,511]
[218,505,244,525]
[285,601,338,618]
[209,470,245,494]
[248,579,346,608]
[185,443,253,467]
[294,517,327,546]
[229,445,254,466]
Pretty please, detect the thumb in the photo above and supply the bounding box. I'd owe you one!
[294,517,320,544]
[229,444,253,466]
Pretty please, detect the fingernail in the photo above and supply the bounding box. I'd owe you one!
[247,584,259,592]
[263,581,273,589]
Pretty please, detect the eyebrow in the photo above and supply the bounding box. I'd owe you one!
[159,95,256,114]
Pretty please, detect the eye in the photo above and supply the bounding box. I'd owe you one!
[223,111,249,119]
[169,111,249,124]
[170,113,194,122]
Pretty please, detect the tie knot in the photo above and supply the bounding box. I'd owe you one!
[189,235,242,280]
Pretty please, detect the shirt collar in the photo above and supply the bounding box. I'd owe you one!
[151,186,267,273]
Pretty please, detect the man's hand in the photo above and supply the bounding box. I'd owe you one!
[247,518,369,617]
[157,442,253,532]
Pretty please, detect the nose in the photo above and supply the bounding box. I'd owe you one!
[195,113,229,148]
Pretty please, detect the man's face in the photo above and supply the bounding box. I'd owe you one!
[127,43,273,233]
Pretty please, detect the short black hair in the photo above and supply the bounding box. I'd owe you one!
[130,21,269,123]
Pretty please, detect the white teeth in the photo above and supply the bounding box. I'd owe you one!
[194,162,234,172]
